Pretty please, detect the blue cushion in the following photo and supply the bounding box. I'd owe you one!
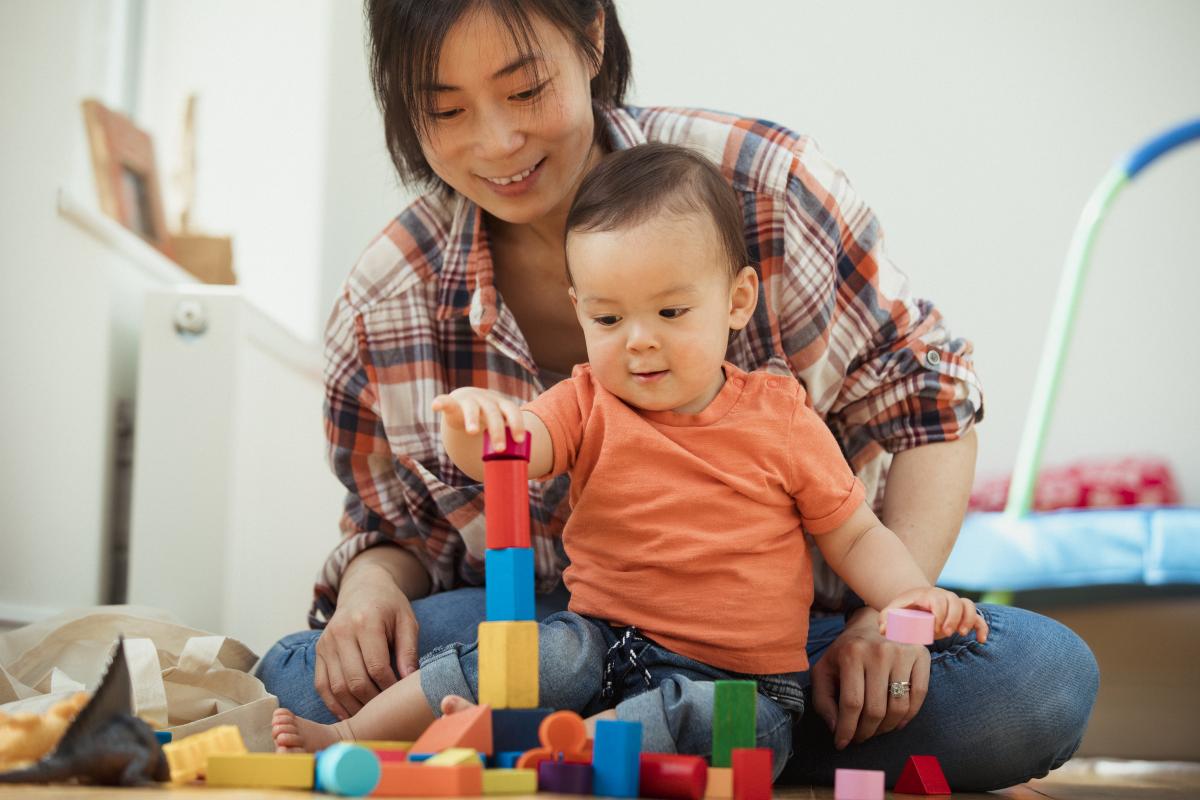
[939,507,1200,590]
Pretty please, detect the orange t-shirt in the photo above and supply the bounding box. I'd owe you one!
[524,362,865,674]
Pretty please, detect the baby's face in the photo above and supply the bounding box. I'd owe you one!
[566,211,748,414]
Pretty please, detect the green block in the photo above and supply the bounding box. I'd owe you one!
[712,680,756,768]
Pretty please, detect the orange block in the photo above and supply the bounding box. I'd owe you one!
[515,710,592,770]
[372,762,484,797]
[410,704,493,756]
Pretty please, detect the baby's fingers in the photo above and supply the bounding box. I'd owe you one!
[962,599,988,643]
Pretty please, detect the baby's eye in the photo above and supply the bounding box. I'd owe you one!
[511,82,548,102]
[593,315,620,327]
[660,308,689,319]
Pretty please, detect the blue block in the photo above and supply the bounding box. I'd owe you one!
[154,730,172,745]
[485,547,535,621]
[592,719,641,798]
[407,752,434,762]
[491,708,552,753]
[493,751,524,768]
[316,743,381,796]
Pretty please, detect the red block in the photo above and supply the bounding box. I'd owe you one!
[894,755,950,795]
[483,459,530,549]
[639,753,707,800]
[730,748,771,800]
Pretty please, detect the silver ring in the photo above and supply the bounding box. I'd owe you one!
[888,681,911,698]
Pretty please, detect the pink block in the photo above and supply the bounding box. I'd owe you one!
[886,608,935,645]
[834,768,884,800]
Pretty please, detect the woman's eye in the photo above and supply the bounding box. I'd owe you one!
[511,82,547,102]
[594,316,619,327]
[431,108,463,121]
[660,308,689,319]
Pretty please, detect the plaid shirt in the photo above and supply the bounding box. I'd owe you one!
[310,105,983,628]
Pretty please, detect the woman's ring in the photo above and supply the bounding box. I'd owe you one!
[888,681,911,698]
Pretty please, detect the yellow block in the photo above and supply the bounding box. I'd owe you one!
[357,740,414,750]
[427,747,484,766]
[162,724,246,783]
[477,621,538,709]
[705,766,733,799]
[206,753,315,789]
[483,768,538,795]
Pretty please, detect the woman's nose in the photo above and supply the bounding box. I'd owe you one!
[473,106,525,161]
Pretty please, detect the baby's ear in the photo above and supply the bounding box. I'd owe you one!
[728,265,759,330]
[568,286,579,309]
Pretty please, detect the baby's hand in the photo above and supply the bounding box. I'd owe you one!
[880,587,988,644]
[431,387,526,446]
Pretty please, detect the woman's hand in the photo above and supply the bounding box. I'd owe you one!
[810,608,931,749]
[880,587,988,643]
[314,553,423,719]
[432,387,527,447]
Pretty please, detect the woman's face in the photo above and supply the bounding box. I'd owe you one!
[419,8,603,227]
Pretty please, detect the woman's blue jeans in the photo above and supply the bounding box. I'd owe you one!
[256,589,1098,792]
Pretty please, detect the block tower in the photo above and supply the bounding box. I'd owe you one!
[478,430,539,709]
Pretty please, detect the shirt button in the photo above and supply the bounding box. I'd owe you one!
[925,350,942,367]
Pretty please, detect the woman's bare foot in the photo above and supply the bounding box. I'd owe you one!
[272,708,347,753]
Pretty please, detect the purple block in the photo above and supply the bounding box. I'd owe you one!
[537,760,593,794]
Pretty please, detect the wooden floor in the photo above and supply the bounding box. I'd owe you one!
[0,760,1197,799]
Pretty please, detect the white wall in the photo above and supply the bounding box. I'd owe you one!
[614,1,1200,499]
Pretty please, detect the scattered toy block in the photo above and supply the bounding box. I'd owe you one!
[375,750,410,763]
[408,753,434,762]
[712,680,756,768]
[593,719,641,797]
[885,609,935,645]
[491,708,552,753]
[478,622,539,709]
[834,768,885,800]
[154,731,172,745]
[894,754,950,795]
[538,760,593,794]
[316,743,382,796]
[206,752,314,789]
[483,431,531,550]
[731,748,771,800]
[639,753,707,800]
[493,751,523,768]
[704,766,733,799]
[373,761,484,797]
[358,740,414,750]
[515,710,591,770]
[428,748,486,766]
[483,767,537,795]
[162,724,246,782]
[485,548,535,621]
[411,703,493,756]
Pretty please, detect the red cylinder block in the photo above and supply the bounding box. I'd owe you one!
[639,753,707,800]
[483,459,531,550]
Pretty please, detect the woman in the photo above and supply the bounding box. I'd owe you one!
[257,0,1098,789]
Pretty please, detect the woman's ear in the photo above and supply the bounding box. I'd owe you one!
[728,266,759,331]
[587,6,606,78]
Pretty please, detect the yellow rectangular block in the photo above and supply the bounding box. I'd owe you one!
[163,724,246,783]
[357,740,414,750]
[705,766,733,799]
[427,747,484,766]
[206,753,315,789]
[478,621,538,709]
[483,768,537,795]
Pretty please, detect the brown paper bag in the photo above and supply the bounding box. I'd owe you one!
[0,605,277,751]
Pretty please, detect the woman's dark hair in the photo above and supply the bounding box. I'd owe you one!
[565,143,750,282]
[366,0,631,190]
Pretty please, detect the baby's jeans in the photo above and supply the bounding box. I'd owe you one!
[418,610,804,779]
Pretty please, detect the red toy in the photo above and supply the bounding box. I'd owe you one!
[730,748,771,800]
[639,753,707,800]
[894,754,950,795]
[483,430,532,549]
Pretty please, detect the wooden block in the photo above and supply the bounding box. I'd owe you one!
[834,768,884,800]
[485,548,535,621]
[537,760,593,794]
[731,748,772,800]
[411,704,494,756]
[592,719,642,797]
[163,724,246,783]
[373,762,484,797]
[639,753,707,800]
[206,752,314,789]
[478,621,539,709]
[427,748,485,766]
[894,755,950,795]
[712,681,756,768]
[704,767,733,799]
[491,708,552,753]
[316,743,382,796]
[484,458,531,549]
[515,710,591,770]
[357,740,414,750]
[482,767,537,795]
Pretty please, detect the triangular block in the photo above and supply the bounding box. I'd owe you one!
[410,704,494,756]
[894,755,950,795]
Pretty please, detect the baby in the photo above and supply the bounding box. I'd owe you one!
[272,143,987,772]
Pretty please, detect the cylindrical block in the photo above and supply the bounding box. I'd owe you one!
[639,753,707,800]
[885,608,935,645]
[484,459,531,549]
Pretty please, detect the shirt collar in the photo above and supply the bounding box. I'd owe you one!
[435,105,647,335]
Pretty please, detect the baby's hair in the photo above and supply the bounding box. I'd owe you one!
[565,142,749,283]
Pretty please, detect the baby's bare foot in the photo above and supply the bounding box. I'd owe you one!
[271,708,345,753]
[439,695,477,716]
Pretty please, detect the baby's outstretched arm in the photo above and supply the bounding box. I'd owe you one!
[431,388,553,482]
[815,504,987,643]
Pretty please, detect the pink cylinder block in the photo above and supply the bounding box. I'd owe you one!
[885,608,935,645]
[834,768,884,800]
